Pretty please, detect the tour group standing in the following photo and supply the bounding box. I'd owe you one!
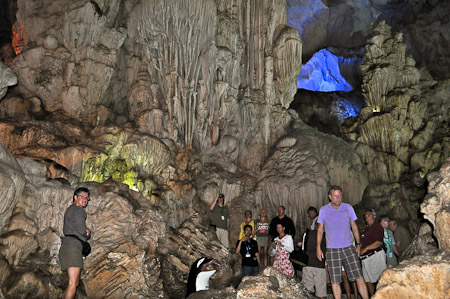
[207,186,403,298]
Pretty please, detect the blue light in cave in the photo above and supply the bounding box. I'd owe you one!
[297,49,356,92]
[334,98,361,121]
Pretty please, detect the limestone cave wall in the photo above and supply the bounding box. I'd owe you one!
[0,0,449,298]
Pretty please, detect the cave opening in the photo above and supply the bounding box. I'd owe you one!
[290,48,366,137]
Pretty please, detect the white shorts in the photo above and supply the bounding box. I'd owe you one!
[361,250,386,283]
[301,267,327,298]
[216,228,229,248]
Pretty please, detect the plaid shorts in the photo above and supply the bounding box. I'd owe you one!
[326,246,363,284]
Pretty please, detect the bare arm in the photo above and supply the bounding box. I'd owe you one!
[209,195,218,211]
[393,242,400,256]
[351,221,361,256]
[392,244,400,256]
[396,240,401,250]
[236,238,245,254]
[316,223,324,261]
[361,241,383,255]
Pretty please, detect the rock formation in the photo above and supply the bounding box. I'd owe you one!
[421,157,450,250]
[252,120,368,239]
[342,21,449,231]
[187,267,313,299]
[0,143,169,298]
[0,0,318,297]
[287,0,450,80]
[373,158,450,298]
[0,62,17,99]
[400,222,438,261]
[373,249,450,299]
[10,0,302,170]
[157,216,241,298]
[2,0,305,230]
[0,0,449,298]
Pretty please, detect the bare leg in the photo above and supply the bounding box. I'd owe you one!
[366,281,375,296]
[356,277,369,299]
[342,271,351,298]
[351,281,357,299]
[331,283,342,299]
[258,245,263,267]
[263,246,268,267]
[64,267,81,299]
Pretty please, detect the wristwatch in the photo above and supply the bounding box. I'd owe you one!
[356,243,362,246]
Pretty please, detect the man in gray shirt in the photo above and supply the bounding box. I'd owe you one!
[59,187,92,299]
[388,220,412,256]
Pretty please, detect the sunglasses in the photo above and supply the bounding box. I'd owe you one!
[78,195,90,200]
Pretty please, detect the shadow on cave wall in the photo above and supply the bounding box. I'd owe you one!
[290,89,365,138]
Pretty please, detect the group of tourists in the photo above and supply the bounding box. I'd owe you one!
[58,186,412,299]
[210,193,298,278]
[235,206,297,277]
[211,187,412,299]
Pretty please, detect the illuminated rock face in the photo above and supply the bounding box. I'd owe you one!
[287,0,378,59]
[2,0,303,223]
[287,0,450,80]
[342,21,450,231]
[297,48,355,92]
[0,1,311,297]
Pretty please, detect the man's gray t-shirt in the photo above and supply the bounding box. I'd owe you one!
[62,204,89,248]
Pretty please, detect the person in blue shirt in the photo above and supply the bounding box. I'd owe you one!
[379,215,399,266]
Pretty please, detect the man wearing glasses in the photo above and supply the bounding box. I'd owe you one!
[59,187,92,299]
